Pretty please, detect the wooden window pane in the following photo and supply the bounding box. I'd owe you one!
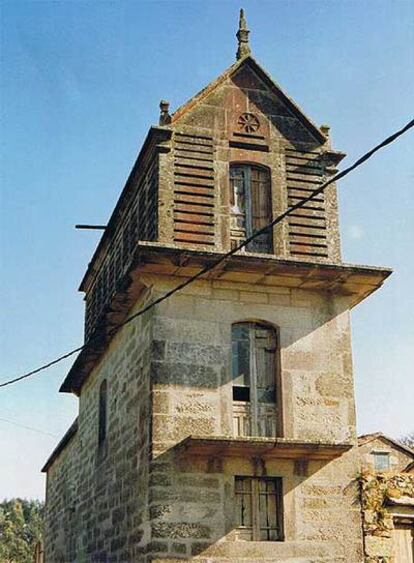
[232,324,250,388]
[374,452,390,471]
[230,164,272,253]
[254,326,276,404]
[235,477,253,532]
[230,166,247,216]
[235,477,282,542]
[249,167,272,253]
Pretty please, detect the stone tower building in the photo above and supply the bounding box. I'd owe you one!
[42,11,392,562]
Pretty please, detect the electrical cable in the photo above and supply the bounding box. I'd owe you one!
[0,417,59,438]
[1,117,413,389]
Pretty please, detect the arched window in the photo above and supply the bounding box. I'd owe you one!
[98,380,107,446]
[230,164,272,253]
[232,322,278,437]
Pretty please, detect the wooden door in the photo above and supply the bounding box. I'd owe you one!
[392,522,414,563]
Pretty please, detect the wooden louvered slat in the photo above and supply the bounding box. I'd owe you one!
[289,233,327,244]
[173,132,215,246]
[288,207,326,218]
[174,167,214,179]
[286,174,322,185]
[285,148,330,260]
[174,161,214,172]
[175,185,214,197]
[174,222,214,234]
[288,188,325,200]
[174,212,214,224]
[174,176,215,188]
[174,232,215,244]
[174,193,214,206]
[288,197,325,208]
[174,156,214,167]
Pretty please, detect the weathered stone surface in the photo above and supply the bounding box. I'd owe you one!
[152,522,211,539]
[43,14,375,563]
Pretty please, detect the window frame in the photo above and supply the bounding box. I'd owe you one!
[231,321,280,437]
[235,476,284,541]
[229,163,273,254]
[373,451,391,471]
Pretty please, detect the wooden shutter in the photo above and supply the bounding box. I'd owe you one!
[173,132,215,245]
[285,148,329,258]
[254,325,276,404]
[235,477,283,541]
[249,167,272,253]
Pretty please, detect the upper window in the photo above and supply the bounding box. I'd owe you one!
[235,476,283,541]
[98,380,108,446]
[373,452,390,471]
[232,322,278,437]
[230,164,272,253]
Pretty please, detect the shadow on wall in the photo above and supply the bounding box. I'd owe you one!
[150,290,353,444]
[144,440,360,561]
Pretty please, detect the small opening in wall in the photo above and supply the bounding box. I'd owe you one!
[233,386,250,402]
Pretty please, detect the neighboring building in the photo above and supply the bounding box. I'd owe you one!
[358,432,414,473]
[358,433,414,562]
[42,11,393,563]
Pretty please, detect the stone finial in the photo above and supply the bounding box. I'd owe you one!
[320,124,331,148]
[320,124,330,137]
[159,100,171,125]
[236,8,251,60]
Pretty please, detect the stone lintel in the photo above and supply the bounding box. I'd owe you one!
[177,435,353,461]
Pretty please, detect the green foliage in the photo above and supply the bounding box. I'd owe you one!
[0,498,44,563]
[360,470,414,535]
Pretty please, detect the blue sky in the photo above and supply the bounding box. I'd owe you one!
[1,0,413,499]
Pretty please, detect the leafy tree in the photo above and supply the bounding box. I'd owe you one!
[400,432,414,449]
[0,498,44,563]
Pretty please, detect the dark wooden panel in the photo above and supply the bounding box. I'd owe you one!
[175,185,214,197]
[174,231,215,244]
[174,193,214,206]
[173,133,215,246]
[174,222,214,234]
[285,148,329,259]
[174,212,214,224]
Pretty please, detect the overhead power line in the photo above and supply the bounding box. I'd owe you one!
[0,417,59,438]
[1,117,413,390]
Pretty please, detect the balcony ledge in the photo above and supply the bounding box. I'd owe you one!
[177,435,353,460]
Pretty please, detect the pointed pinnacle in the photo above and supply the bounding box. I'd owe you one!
[239,8,247,30]
[236,8,251,60]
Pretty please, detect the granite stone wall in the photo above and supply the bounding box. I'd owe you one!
[45,273,364,562]
[145,275,363,561]
[44,292,154,562]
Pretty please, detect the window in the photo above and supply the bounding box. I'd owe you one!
[230,164,272,253]
[373,452,390,471]
[98,380,107,446]
[235,476,283,541]
[232,322,278,437]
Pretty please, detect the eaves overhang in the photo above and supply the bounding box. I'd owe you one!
[41,418,78,473]
[177,435,353,461]
[130,243,392,304]
[61,242,392,395]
